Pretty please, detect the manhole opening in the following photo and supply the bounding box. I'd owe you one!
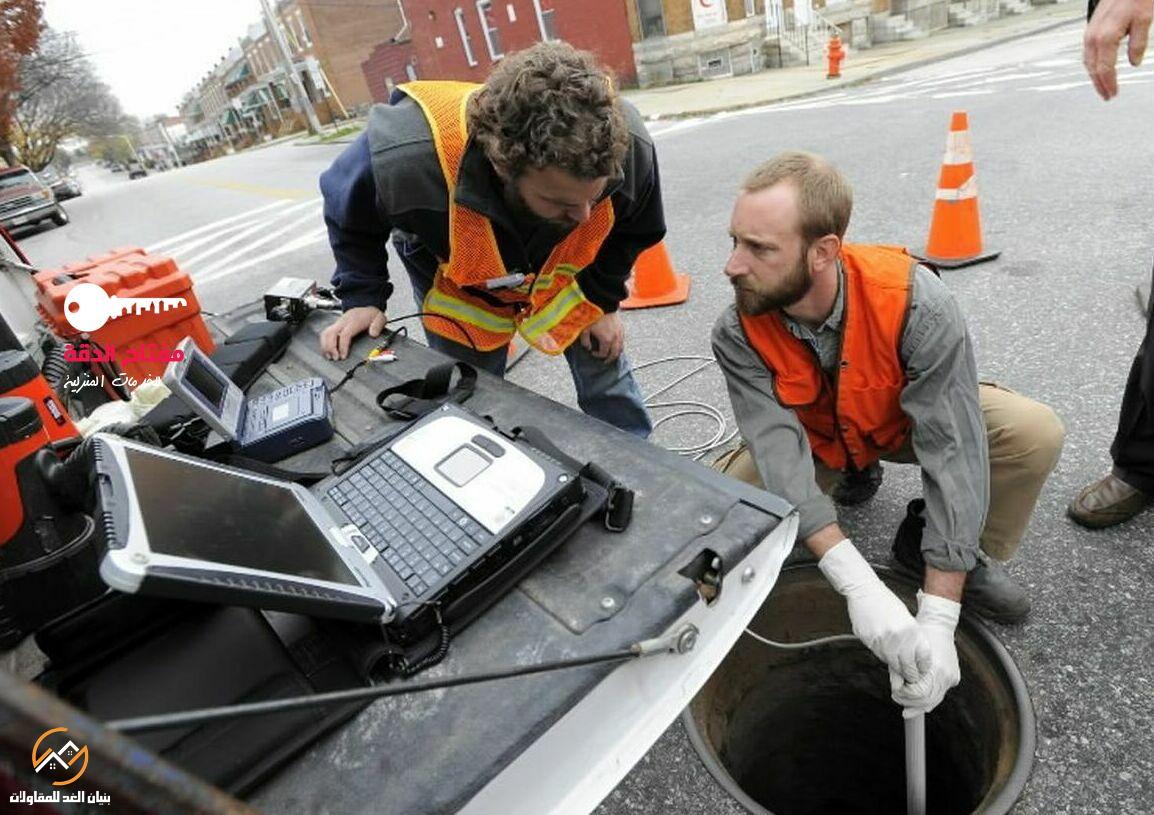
[686,565,1033,815]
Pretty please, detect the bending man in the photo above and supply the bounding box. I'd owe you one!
[318,42,665,438]
[712,152,1064,714]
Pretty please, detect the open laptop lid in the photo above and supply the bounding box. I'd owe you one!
[93,433,396,624]
[162,337,245,441]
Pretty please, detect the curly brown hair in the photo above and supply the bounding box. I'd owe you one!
[467,42,628,181]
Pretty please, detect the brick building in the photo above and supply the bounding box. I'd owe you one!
[627,0,775,85]
[177,0,403,160]
[294,0,404,110]
[625,0,1029,87]
[361,0,638,103]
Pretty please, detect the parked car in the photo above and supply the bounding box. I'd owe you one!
[126,161,147,180]
[36,166,82,200]
[0,166,68,231]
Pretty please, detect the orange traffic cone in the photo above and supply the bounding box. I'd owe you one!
[922,111,1000,269]
[620,241,691,309]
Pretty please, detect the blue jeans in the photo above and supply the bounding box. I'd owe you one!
[402,254,653,439]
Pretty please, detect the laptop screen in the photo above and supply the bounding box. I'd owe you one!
[183,351,230,418]
[123,446,361,586]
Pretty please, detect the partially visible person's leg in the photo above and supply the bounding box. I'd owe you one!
[712,444,842,492]
[712,443,840,565]
[1070,264,1154,528]
[563,341,653,439]
[886,384,1062,623]
[980,383,1065,559]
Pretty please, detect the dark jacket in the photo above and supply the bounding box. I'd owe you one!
[319,92,667,313]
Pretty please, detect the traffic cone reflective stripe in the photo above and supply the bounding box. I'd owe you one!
[935,175,977,201]
[621,241,691,310]
[921,110,999,269]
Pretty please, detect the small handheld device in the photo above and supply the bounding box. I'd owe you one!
[163,337,334,462]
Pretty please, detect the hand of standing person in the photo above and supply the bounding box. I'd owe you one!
[580,312,625,363]
[320,306,388,361]
[1084,0,1154,99]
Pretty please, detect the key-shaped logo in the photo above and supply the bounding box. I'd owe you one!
[64,282,188,333]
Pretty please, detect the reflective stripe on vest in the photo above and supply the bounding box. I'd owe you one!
[399,81,614,354]
[739,243,916,471]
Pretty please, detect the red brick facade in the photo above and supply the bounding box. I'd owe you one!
[362,0,637,101]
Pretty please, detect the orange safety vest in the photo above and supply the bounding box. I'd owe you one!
[398,81,614,355]
[739,244,917,471]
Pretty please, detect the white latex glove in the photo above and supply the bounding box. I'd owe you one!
[818,539,930,684]
[891,590,961,718]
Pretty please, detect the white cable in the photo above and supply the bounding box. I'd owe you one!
[634,355,740,460]
[743,628,860,650]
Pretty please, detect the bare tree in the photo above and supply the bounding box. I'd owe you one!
[0,0,44,166]
[9,29,123,170]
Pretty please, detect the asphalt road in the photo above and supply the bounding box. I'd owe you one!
[14,23,1154,814]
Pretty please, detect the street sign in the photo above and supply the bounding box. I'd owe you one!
[691,0,728,30]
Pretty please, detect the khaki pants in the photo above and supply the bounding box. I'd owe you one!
[714,383,1065,561]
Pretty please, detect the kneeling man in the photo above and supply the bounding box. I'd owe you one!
[712,151,1064,714]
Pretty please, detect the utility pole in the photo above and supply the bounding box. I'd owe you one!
[259,0,322,136]
[158,121,184,168]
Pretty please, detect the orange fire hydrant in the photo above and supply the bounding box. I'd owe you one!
[826,34,845,79]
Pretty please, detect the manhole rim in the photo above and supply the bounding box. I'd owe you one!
[681,564,1037,815]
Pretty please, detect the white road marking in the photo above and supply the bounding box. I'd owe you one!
[1028,81,1089,91]
[196,228,330,287]
[193,206,326,279]
[147,199,296,253]
[179,198,320,270]
[930,89,997,98]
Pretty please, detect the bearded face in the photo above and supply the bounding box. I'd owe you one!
[731,242,814,316]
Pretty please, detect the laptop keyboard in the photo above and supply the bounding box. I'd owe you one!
[327,450,494,598]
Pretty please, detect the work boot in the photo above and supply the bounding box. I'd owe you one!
[890,498,1031,624]
[963,552,1031,624]
[832,462,884,506]
[1067,472,1152,529]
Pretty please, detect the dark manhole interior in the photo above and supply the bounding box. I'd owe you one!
[685,564,1033,815]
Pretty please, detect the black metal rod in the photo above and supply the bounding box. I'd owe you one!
[107,649,638,734]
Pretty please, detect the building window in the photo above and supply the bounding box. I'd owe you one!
[476,1,503,61]
[636,0,665,39]
[532,0,556,41]
[454,8,478,67]
[744,0,756,16]
[406,63,418,81]
[279,16,300,52]
[296,11,312,47]
[506,3,516,22]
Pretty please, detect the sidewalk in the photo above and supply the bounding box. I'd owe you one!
[622,1,1084,120]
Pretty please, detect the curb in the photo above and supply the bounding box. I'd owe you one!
[639,12,1083,121]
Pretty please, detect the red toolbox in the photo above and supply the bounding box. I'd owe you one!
[34,247,215,386]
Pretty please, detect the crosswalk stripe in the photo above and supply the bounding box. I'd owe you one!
[179,199,321,270]
[148,199,297,253]
[193,206,326,279]
[196,228,330,287]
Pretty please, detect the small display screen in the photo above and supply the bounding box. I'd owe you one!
[270,401,291,424]
[184,353,230,417]
[124,446,361,586]
[436,445,490,487]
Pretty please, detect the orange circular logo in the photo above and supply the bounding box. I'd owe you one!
[32,727,89,786]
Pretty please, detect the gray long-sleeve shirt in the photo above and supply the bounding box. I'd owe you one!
[711,265,987,572]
